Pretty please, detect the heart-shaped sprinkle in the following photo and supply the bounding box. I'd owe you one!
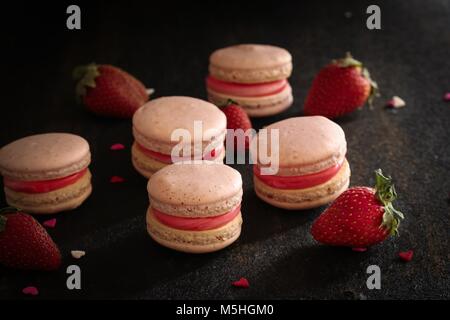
[352,247,367,252]
[110,176,125,183]
[399,250,414,262]
[22,286,39,296]
[43,218,57,228]
[110,143,125,151]
[71,250,86,259]
[386,96,406,109]
[444,93,450,101]
[232,277,250,288]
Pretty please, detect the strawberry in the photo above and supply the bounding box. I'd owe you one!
[311,169,404,248]
[303,52,378,118]
[221,100,253,150]
[73,63,151,118]
[0,208,61,271]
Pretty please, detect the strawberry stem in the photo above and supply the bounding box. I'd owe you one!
[363,68,379,108]
[0,206,19,214]
[0,215,6,233]
[73,63,101,98]
[334,52,363,68]
[0,207,17,232]
[219,99,239,109]
[374,169,404,235]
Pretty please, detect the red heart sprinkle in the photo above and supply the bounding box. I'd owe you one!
[232,277,249,288]
[399,250,414,262]
[352,247,367,252]
[22,286,39,296]
[444,93,450,101]
[43,218,57,228]
[110,176,125,183]
[110,143,125,151]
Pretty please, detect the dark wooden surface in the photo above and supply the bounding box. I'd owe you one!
[0,0,449,299]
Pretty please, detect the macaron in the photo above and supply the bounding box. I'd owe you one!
[0,133,92,214]
[206,44,293,117]
[253,116,350,210]
[132,96,227,178]
[146,162,243,253]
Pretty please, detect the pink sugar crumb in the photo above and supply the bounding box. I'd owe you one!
[352,247,367,252]
[110,143,125,151]
[444,93,450,101]
[232,277,250,288]
[399,250,414,262]
[43,218,57,228]
[22,286,39,296]
[110,176,126,183]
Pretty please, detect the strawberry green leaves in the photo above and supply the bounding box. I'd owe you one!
[374,169,405,236]
[73,63,101,98]
[0,207,19,233]
[0,215,6,233]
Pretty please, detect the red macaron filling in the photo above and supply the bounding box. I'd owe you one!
[153,205,241,231]
[206,76,288,97]
[3,168,88,194]
[136,143,222,164]
[254,161,344,190]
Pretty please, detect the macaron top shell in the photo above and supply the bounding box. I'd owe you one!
[148,162,242,217]
[209,44,292,83]
[133,96,226,152]
[0,133,90,181]
[258,116,347,176]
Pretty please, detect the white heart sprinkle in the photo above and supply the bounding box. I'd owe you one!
[71,250,86,259]
[387,96,406,108]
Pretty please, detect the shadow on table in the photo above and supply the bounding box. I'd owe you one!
[239,189,324,245]
[249,245,373,299]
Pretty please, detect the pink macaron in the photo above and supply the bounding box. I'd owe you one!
[207,44,293,117]
[132,96,227,178]
[146,162,243,253]
[253,116,351,210]
[0,133,92,214]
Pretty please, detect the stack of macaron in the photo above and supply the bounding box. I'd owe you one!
[0,133,92,214]
[146,162,243,253]
[253,116,350,210]
[206,44,293,117]
[131,96,227,178]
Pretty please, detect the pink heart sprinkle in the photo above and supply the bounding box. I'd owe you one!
[352,247,367,252]
[110,143,125,151]
[232,277,250,288]
[110,176,125,183]
[43,218,57,228]
[444,93,450,101]
[22,286,39,296]
[399,250,414,262]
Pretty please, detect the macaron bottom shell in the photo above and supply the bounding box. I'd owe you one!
[207,84,293,117]
[254,159,350,210]
[4,169,92,214]
[146,208,242,253]
[131,142,226,178]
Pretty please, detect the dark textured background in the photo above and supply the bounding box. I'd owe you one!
[0,0,449,299]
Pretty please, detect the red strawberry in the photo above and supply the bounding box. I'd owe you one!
[221,100,253,150]
[0,208,61,271]
[311,169,404,248]
[73,63,151,118]
[304,52,378,118]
